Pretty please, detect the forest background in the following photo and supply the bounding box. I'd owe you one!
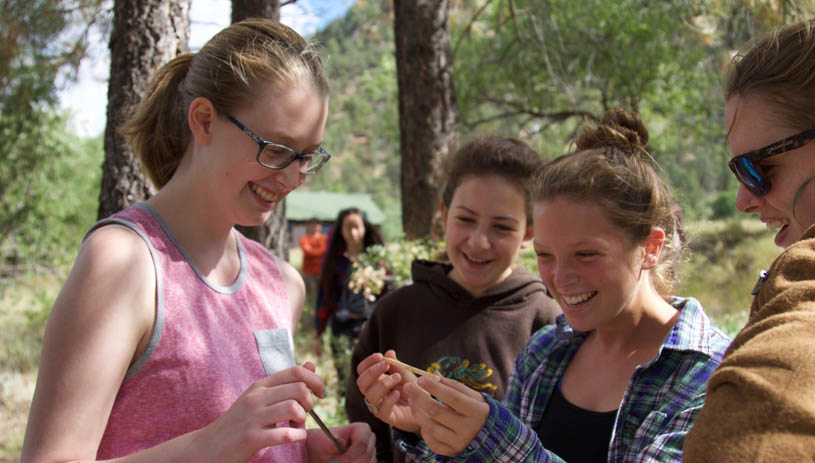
[0,0,808,459]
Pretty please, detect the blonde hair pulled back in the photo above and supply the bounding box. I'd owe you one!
[726,19,815,130]
[120,18,329,188]
[535,108,685,297]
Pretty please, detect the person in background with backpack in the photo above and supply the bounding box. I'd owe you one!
[314,207,385,400]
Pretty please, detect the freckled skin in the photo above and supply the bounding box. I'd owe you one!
[441,174,532,297]
[533,198,645,333]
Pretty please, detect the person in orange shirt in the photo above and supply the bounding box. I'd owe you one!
[300,218,327,307]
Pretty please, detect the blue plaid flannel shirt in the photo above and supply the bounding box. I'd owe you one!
[398,297,731,462]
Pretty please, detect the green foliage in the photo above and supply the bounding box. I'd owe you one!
[709,189,740,220]
[299,0,807,229]
[291,300,348,427]
[681,218,777,321]
[374,193,404,241]
[453,0,715,215]
[349,238,446,298]
[1,0,107,126]
[0,276,55,372]
[1,0,107,278]
[516,245,538,275]
[309,0,402,231]
[446,0,803,220]
[0,112,104,277]
[712,310,749,339]
[452,0,708,122]
[349,238,540,299]
[2,1,69,106]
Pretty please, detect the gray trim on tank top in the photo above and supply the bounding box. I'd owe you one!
[85,217,165,380]
[135,203,247,294]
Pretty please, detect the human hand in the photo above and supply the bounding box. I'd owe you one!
[355,350,420,433]
[200,362,326,461]
[306,422,376,463]
[313,338,324,357]
[403,376,489,457]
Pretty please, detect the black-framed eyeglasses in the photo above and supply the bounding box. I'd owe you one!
[729,128,815,197]
[225,113,331,175]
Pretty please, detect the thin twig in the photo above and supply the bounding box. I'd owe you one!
[308,409,346,453]
[383,357,441,380]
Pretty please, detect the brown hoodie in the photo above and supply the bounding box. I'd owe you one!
[684,225,815,461]
[345,260,561,463]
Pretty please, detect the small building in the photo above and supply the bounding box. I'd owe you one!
[285,190,386,248]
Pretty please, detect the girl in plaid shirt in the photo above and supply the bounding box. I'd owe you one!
[358,109,730,462]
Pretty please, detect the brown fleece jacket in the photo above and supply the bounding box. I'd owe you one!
[683,225,815,462]
[346,260,561,463]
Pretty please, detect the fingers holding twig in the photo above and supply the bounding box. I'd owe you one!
[403,376,490,457]
[382,356,441,380]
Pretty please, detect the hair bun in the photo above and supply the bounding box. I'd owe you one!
[575,108,649,153]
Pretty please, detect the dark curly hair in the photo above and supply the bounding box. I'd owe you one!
[319,208,383,310]
[441,135,544,225]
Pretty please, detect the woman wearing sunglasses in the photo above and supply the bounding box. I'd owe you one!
[683,19,815,460]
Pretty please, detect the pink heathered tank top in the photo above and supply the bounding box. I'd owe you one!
[94,204,307,462]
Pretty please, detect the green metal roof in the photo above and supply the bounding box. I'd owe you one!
[285,190,386,225]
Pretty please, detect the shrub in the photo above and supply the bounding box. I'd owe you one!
[349,237,444,299]
[709,189,739,220]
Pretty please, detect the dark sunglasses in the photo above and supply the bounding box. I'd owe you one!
[729,128,815,197]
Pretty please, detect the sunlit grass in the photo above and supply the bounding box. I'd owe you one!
[295,301,349,428]
[0,269,62,461]
[682,217,777,337]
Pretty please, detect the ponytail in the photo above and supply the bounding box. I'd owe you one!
[119,54,194,188]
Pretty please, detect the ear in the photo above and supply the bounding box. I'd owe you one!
[519,223,534,249]
[642,226,666,270]
[188,96,217,146]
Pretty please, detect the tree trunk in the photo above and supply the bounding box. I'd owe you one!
[393,0,457,239]
[98,0,190,219]
[231,0,288,260]
[232,0,280,23]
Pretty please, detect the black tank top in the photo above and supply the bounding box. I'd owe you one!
[535,382,617,462]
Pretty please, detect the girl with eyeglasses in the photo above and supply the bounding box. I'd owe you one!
[357,110,729,462]
[683,19,815,460]
[22,19,375,463]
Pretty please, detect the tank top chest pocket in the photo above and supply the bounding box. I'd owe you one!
[254,328,296,375]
